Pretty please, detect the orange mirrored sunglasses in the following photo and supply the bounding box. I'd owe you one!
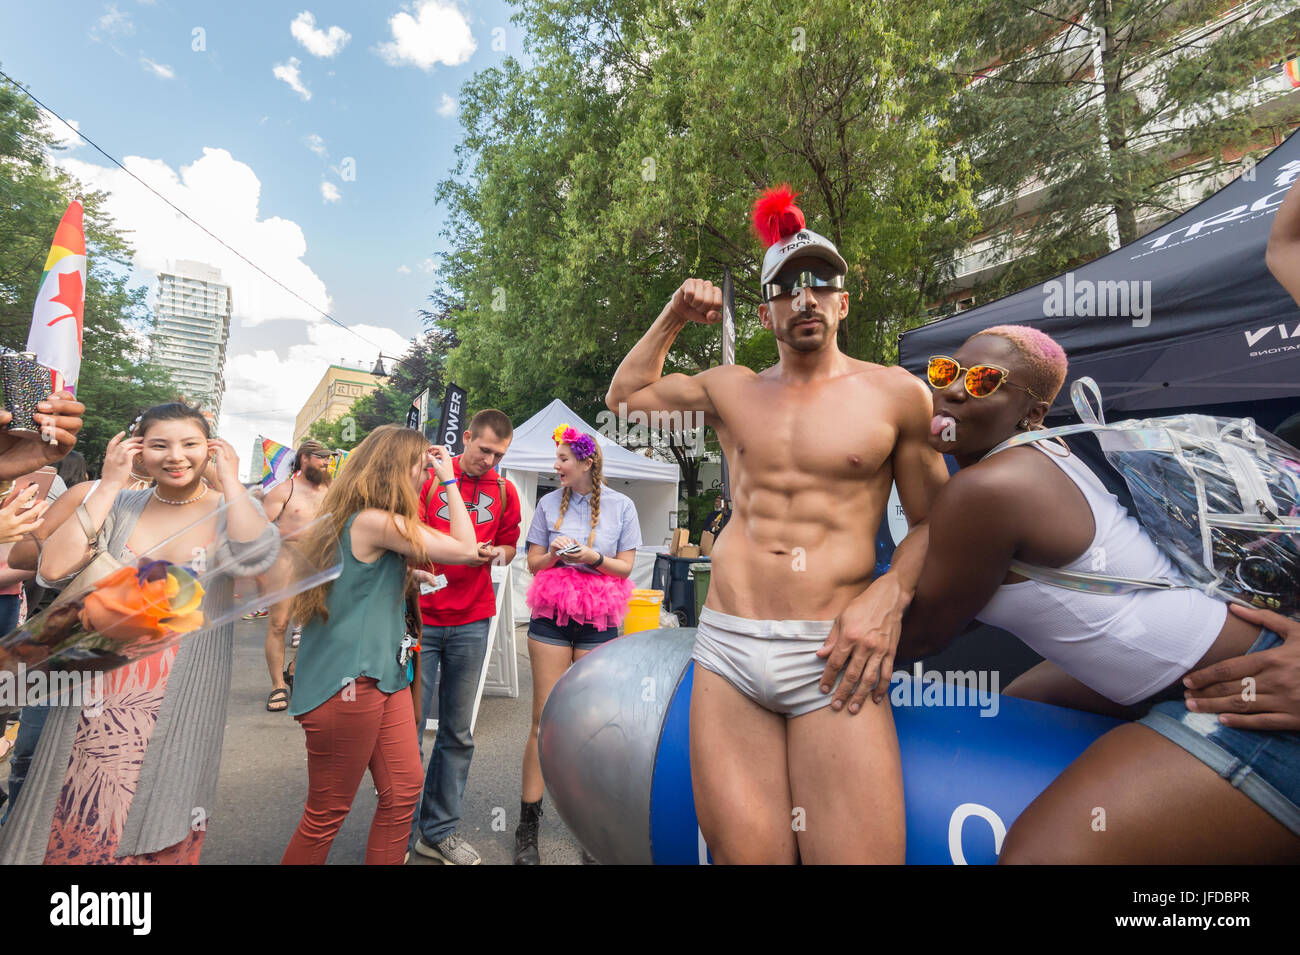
[927,356,1046,401]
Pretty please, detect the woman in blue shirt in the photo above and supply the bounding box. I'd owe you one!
[515,424,640,864]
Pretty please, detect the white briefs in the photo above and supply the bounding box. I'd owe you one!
[692,607,839,718]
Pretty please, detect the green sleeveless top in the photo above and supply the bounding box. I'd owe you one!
[289,514,411,716]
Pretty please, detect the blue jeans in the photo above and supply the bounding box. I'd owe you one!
[412,619,490,845]
[2,705,50,826]
[1139,628,1300,837]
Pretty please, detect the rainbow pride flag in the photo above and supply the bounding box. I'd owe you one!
[328,448,350,478]
[27,199,85,393]
[261,436,294,490]
[1286,57,1300,88]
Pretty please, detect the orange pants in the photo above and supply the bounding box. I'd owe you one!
[282,678,422,865]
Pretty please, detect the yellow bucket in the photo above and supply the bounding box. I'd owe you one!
[623,589,664,635]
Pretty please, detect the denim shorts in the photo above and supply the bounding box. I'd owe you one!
[527,615,619,650]
[1138,628,1300,837]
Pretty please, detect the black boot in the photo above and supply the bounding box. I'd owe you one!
[514,799,542,865]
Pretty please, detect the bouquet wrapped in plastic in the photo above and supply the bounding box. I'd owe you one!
[0,490,342,705]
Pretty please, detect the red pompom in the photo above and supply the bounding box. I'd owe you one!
[751,184,805,246]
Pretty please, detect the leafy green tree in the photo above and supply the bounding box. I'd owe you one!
[950,0,1300,301]
[0,68,180,474]
[431,0,980,448]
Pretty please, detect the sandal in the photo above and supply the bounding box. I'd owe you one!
[283,666,294,691]
[266,687,290,712]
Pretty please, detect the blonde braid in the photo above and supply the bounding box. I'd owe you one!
[587,454,603,547]
[554,486,572,530]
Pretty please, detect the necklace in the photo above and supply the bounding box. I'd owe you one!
[153,482,210,506]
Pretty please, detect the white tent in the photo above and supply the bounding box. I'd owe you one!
[500,398,680,622]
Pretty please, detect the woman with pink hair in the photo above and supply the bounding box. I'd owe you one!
[898,325,1300,864]
[514,424,641,864]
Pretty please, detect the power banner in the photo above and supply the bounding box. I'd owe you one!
[435,384,467,455]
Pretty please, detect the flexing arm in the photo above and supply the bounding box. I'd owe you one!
[1266,174,1300,305]
[606,279,724,420]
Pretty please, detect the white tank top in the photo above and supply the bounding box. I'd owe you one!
[976,443,1225,705]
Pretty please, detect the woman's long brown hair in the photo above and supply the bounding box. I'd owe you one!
[292,425,429,627]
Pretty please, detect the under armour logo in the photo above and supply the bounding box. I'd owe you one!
[437,490,495,524]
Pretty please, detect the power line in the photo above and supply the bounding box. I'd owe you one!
[0,68,392,358]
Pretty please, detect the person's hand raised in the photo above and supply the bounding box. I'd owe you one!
[666,279,723,325]
[0,391,85,480]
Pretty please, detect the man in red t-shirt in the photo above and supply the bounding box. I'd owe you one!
[410,409,521,866]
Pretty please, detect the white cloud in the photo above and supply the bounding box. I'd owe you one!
[436,93,457,117]
[291,11,352,58]
[97,3,134,36]
[221,322,410,473]
[304,133,327,157]
[39,109,81,150]
[56,147,331,327]
[377,1,476,71]
[50,147,407,475]
[396,265,412,274]
[273,57,312,100]
[320,181,341,203]
[140,57,175,80]
[417,257,439,273]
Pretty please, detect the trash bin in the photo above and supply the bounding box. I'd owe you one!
[690,564,711,622]
[625,589,665,635]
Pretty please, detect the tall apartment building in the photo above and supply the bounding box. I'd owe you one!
[151,260,232,419]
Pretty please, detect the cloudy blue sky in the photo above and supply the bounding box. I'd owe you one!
[0,0,517,473]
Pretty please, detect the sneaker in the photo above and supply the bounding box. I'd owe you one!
[513,800,542,865]
[414,833,482,866]
[291,625,301,648]
[242,608,269,620]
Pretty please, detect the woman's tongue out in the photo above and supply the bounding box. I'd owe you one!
[930,414,956,437]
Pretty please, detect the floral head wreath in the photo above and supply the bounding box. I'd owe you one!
[552,423,597,461]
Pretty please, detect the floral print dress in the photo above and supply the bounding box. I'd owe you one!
[42,545,205,864]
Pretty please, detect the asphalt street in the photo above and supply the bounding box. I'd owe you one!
[203,618,583,865]
[0,619,584,866]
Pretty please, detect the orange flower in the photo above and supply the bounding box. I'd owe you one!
[77,564,206,643]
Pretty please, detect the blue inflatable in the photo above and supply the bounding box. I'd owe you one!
[538,628,1122,864]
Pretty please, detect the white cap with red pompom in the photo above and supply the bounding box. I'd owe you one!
[753,184,848,287]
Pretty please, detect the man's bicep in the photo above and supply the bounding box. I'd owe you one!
[614,370,717,420]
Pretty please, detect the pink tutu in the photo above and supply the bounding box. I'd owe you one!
[525,566,634,630]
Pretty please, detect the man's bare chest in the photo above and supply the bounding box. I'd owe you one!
[715,378,900,480]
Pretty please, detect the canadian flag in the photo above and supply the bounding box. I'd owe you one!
[26,199,85,393]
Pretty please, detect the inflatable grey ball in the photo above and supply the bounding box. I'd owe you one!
[537,627,696,864]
